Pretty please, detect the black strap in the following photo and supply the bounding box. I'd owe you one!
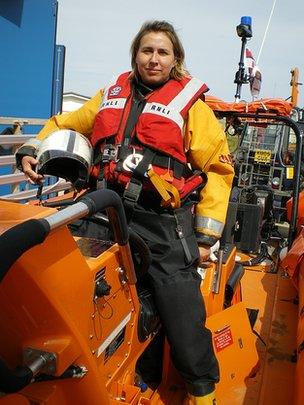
[96,166,106,190]
[152,155,186,179]
[133,148,155,179]
[122,149,155,214]
[122,91,146,147]
[123,178,143,219]
[133,148,187,180]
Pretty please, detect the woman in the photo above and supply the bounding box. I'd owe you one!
[17,20,234,405]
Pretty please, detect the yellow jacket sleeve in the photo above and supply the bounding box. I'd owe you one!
[184,98,234,244]
[15,91,102,168]
[37,90,102,141]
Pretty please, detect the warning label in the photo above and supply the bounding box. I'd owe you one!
[213,328,233,352]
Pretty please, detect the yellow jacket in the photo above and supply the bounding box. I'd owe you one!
[19,90,234,244]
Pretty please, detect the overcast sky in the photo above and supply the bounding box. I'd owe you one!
[56,0,304,107]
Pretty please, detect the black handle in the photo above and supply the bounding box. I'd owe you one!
[0,218,50,282]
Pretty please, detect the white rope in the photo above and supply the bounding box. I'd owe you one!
[257,0,277,65]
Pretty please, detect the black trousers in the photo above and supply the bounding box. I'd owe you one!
[128,202,219,396]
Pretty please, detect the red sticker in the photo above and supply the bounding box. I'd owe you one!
[213,327,233,352]
[108,85,122,97]
[219,154,233,165]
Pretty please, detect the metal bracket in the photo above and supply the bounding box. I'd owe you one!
[23,347,57,376]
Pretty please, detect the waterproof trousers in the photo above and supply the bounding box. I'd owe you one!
[128,202,219,396]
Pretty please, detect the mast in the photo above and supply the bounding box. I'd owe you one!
[234,16,252,102]
[290,67,302,108]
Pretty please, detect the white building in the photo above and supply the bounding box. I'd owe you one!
[62,92,90,113]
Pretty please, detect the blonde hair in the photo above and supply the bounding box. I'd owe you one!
[130,20,189,81]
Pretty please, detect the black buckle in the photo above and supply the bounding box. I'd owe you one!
[123,179,142,205]
[102,144,120,163]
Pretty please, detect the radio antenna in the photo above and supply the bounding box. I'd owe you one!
[257,0,277,65]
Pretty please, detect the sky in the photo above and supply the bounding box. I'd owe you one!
[56,0,304,107]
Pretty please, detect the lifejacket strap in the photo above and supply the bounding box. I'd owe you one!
[123,178,143,213]
[133,148,155,179]
[148,169,181,209]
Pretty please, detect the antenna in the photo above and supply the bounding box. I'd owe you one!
[234,16,252,102]
[257,0,277,65]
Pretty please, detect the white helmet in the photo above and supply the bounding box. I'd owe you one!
[36,129,93,190]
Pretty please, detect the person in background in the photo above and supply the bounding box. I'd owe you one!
[0,125,17,156]
[16,20,234,405]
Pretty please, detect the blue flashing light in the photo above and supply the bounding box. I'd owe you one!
[241,16,252,26]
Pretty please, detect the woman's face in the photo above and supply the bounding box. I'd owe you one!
[135,31,176,86]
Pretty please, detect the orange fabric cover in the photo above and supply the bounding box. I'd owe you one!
[205,95,293,117]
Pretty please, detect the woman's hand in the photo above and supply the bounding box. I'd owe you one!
[198,244,211,263]
[21,155,44,184]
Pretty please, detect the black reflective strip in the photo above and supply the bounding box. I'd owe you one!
[67,130,76,153]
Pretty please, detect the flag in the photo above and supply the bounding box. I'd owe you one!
[250,66,262,99]
[245,48,255,75]
[245,48,262,99]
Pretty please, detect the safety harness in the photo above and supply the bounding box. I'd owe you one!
[92,75,207,211]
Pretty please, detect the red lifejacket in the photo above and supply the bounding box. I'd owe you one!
[91,72,208,195]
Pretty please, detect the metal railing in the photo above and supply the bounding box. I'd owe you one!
[0,117,46,126]
[0,179,72,201]
[0,117,72,202]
